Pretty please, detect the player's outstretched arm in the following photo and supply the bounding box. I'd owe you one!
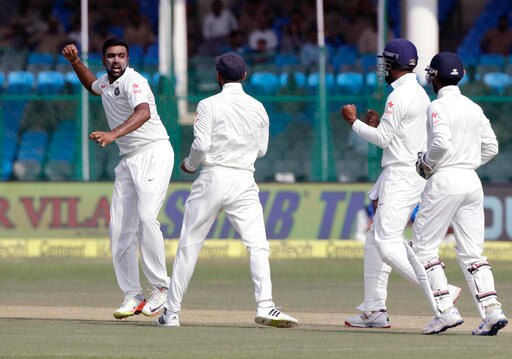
[61,44,98,95]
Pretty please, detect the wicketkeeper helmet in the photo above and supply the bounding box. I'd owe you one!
[425,51,464,84]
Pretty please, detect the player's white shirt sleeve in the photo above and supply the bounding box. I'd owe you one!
[352,90,401,149]
[351,73,429,167]
[257,112,270,158]
[91,79,102,95]
[480,113,499,165]
[424,101,451,166]
[187,100,213,171]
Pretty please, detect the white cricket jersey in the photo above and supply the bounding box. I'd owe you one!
[91,67,169,156]
[186,82,269,172]
[424,86,498,170]
[352,73,430,167]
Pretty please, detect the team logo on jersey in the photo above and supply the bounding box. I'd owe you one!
[432,112,441,125]
[114,87,120,96]
[385,101,394,115]
[132,83,142,94]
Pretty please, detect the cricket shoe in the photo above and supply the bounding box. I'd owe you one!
[142,287,168,316]
[255,307,298,328]
[448,284,462,304]
[473,307,508,336]
[113,296,146,319]
[344,310,390,328]
[422,306,464,334]
[155,308,180,327]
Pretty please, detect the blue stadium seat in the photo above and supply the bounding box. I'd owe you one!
[479,54,506,69]
[146,43,159,58]
[87,52,104,72]
[365,72,378,92]
[483,72,510,95]
[307,72,335,92]
[17,131,49,161]
[26,52,55,73]
[274,53,300,67]
[0,72,4,93]
[44,120,76,180]
[37,71,66,94]
[269,111,292,135]
[279,71,306,87]
[143,44,159,71]
[65,71,81,93]
[249,72,279,95]
[13,130,49,180]
[359,54,377,72]
[336,72,364,94]
[1,130,17,180]
[129,44,144,67]
[7,71,35,94]
[330,49,357,72]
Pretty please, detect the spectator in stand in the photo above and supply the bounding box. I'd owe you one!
[0,23,30,50]
[220,30,249,56]
[279,9,306,54]
[248,14,278,52]
[68,17,82,48]
[124,13,156,51]
[324,4,346,49]
[342,3,374,47]
[34,16,68,54]
[358,17,394,55]
[236,0,270,35]
[480,15,512,55]
[300,26,321,69]
[248,38,275,65]
[199,0,238,55]
[90,20,116,54]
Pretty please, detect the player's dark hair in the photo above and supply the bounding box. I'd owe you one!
[102,38,130,56]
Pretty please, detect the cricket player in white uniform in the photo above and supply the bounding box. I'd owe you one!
[341,39,459,328]
[156,52,298,328]
[414,52,508,335]
[62,39,174,319]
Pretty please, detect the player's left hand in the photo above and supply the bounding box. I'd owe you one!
[416,152,435,179]
[89,131,115,147]
[340,104,357,126]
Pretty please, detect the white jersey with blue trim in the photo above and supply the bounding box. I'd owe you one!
[91,67,169,156]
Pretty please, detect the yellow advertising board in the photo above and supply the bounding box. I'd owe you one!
[1,182,511,259]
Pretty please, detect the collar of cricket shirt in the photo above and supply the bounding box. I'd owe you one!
[222,82,243,92]
[391,72,417,89]
[436,85,461,99]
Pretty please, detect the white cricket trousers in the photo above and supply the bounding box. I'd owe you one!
[413,169,501,313]
[358,165,426,312]
[166,166,274,313]
[110,140,174,300]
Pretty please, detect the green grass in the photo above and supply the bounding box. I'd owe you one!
[0,258,511,359]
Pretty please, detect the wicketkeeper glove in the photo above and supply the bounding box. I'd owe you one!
[416,152,435,179]
[180,158,197,174]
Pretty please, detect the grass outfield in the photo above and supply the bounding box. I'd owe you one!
[0,257,511,359]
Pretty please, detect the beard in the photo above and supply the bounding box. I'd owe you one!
[107,63,127,79]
